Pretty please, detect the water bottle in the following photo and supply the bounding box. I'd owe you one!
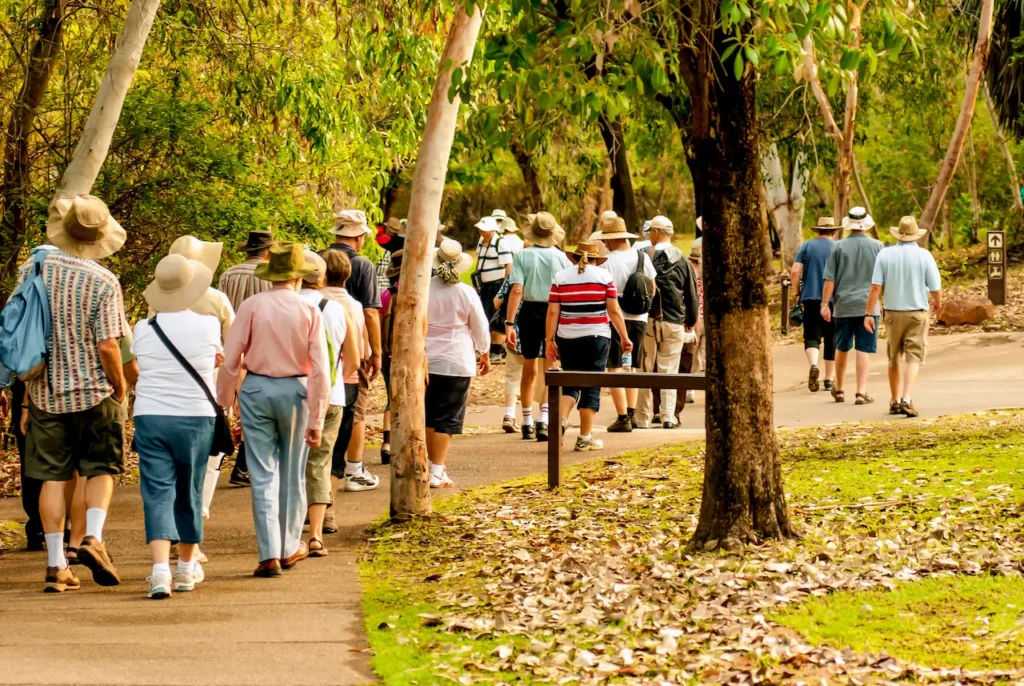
[621,351,632,368]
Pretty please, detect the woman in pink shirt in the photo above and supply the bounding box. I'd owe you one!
[217,243,330,577]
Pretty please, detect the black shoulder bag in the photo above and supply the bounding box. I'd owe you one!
[149,318,236,457]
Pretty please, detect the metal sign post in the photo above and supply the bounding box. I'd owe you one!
[988,231,1006,306]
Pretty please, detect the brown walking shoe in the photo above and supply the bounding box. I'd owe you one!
[254,559,282,577]
[43,566,80,593]
[900,400,918,418]
[280,542,309,570]
[889,401,903,415]
[77,536,120,586]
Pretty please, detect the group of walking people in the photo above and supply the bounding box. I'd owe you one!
[791,207,943,416]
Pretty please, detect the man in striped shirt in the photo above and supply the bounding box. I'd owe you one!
[474,216,512,363]
[217,229,274,485]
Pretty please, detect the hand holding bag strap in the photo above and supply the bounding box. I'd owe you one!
[149,318,220,411]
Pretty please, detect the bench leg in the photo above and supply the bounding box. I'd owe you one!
[547,384,562,489]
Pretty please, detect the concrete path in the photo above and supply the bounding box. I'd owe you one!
[1,332,1021,685]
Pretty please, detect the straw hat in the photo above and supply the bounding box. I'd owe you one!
[649,215,674,234]
[696,216,703,232]
[522,212,565,247]
[254,242,318,282]
[384,217,404,235]
[386,249,404,278]
[567,240,606,265]
[842,206,875,232]
[890,215,927,242]
[144,255,213,313]
[475,216,500,233]
[432,238,473,274]
[593,215,637,241]
[236,230,273,252]
[47,195,126,261]
[333,209,372,238]
[301,249,328,284]
[689,237,702,261]
[812,217,839,232]
[169,235,223,273]
[491,209,508,221]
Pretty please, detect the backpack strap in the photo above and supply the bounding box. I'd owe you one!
[150,317,220,413]
[318,298,328,312]
[635,248,646,274]
[646,245,656,263]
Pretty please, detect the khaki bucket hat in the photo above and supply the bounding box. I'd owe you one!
[522,212,565,247]
[432,238,473,274]
[144,255,214,313]
[254,242,318,282]
[47,195,126,260]
[890,215,927,242]
[169,235,223,273]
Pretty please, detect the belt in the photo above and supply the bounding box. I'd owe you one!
[246,372,307,379]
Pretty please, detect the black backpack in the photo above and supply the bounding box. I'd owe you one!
[619,250,656,316]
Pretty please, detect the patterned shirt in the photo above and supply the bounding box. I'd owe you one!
[217,258,273,312]
[20,250,129,414]
[475,234,513,284]
[548,264,617,340]
[375,251,392,293]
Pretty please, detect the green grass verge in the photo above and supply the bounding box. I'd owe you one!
[775,575,1024,670]
[360,412,1024,682]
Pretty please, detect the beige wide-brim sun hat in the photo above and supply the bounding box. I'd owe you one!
[890,215,927,242]
[302,249,328,284]
[333,209,372,238]
[432,238,473,274]
[522,211,565,247]
[842,206,875,232]
[169,235,223,273]
[813,217,839,232]
[593,215,637,241]
[567,240,608,265]
[144,255,214,313]
[254,242,318,282]
[47,195,126,261]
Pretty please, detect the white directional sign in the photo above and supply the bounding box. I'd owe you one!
[987,231,1007,305]
[988,232,1004,249]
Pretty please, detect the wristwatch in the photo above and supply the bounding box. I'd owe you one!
[504,321,515,327]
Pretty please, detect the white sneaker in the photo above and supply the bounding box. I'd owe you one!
[574,436,604,452]
[191,561,205,584]
[685,390,696,404]
[148,573,172,599]
[344,468,381,492]
[429,467,455,488]
[174,566,197,593]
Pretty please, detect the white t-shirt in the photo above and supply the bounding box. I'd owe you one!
[132,311,223,417]
[426,278,490,377]
[500,233,524,255]
[299,289,349,406]
[601,248,658,322]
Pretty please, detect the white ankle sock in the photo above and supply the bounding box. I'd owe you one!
[45,533,67,569]
[504,406,516,418]
[345,461,363,476]
[176,559,194,574]
[579,434,592,441]
[429,463,444,477]
[521,407,534,426]
[539,404,549,424]
[152,562,171,578]
[85,508,106,542]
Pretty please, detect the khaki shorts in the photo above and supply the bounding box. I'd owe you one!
[354,365,370,423]
[884,310,929,367]
[26,395,127,481]
[305,404,344,505]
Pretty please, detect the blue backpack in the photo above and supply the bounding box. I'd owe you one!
[0,247,53,388]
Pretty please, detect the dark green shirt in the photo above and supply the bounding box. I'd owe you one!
[823,232,884,318]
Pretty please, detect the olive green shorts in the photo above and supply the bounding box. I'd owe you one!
[25,395,127,481]
[305,404,344,506]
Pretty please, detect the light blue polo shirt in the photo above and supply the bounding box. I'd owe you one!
[871,242,941,311]
[509,246,573,302]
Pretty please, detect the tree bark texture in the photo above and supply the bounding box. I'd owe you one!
[0,0,66,298]
[918,0,994,238]
[686,147,706,235]
[761,143,806,267]
[983,83,1022,212]
[390,3,483,521]
[52,0,161,205]
[690,25,792,549]
[598,114,640,232]
[509,137,544,212]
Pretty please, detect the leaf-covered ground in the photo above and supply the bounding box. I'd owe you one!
[361,411,1024,684]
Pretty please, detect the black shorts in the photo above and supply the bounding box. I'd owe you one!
[517,301,549,360]
[802,299,836,362]
[25,396,127,481]
[425,374,472,435]
[479,280,503,322]
[608,319,647,369]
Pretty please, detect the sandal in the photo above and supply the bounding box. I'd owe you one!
[308,538,328,558]
[66,547,80,566]
[831,387,845,403]
[855,393,874,405]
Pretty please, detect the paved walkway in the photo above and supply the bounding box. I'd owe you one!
[1,332,1021,685]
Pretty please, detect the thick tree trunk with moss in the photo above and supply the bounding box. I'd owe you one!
[0,0,66,298]
[690,25,792,550]
[598,115,639,232]
[390,3,483,521]
[509,137,544,212]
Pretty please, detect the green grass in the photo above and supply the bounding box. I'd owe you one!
[0,520,25,552]
[775,575,1024,670]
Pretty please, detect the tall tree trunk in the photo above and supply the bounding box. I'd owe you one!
[0,0,66,297]
[919,0,994,239]
[983,83,1022,212]
[966,125,981,247]
[390,3,483,521]
[509,136,544,211]
[850,154,880,239]
[598,115,639,232]
[690,24,792,550]
[761,143,806,267]
[686,147,706,235]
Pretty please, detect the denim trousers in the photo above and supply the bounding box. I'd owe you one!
[238,375,310,562]
[556,335,610,412]
[135,414,215,544]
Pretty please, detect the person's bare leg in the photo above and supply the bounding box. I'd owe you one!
[307,503,326,543]
[824,360,836,383]
[520,358,538,423]
[40,480,68,535]
[834,350,849,393]
[855,351,871,396]
[175,543,196,564]
[579,408,596,437]
[900,361,921,400]
[84,474,114,512]
[888,364,901,403]
[426,428,453,466]
[559,394,575,423]
[346,421,366,465]
[150,539,172,565]
[608,367,627,415]
[805,346,820,368]
[66,475,86,547]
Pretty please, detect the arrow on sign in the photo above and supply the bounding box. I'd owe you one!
[988,232,1004,249]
